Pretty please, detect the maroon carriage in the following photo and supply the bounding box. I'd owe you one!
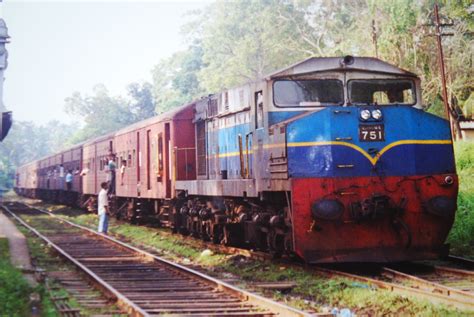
[107,103,196,221]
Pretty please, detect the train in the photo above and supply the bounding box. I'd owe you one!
[15,56,458,263]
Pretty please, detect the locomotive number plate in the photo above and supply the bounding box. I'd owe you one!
[359,124,385,142]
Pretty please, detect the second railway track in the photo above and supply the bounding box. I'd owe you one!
[1,202,314,317]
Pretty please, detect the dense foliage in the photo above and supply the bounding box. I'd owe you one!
[64,82,156,144]
[154,0,473,117]
[447,141,474,256]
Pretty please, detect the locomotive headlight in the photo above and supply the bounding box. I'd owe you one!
[360,109,371,121]
[444,175,454,185]
[371,109,383,120]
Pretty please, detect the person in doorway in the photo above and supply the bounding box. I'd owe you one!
[65,170,73,191]
[120,159,127,186]
[107,154,117,195]
[46,169,51,189]
[97,182,109,234]
[59,164,65,190]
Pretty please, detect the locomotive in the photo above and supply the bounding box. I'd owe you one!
[15,56,458,263]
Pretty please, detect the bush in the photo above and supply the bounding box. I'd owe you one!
[0,238,32,316]
[447,141,474,257]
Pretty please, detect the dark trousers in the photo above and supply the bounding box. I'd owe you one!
[108,171,116,195]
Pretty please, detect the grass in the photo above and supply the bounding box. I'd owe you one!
[0,221,61,317]
[0,238,32,317]
[447,141,474,257]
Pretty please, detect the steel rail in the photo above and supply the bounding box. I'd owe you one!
[434,265,474,278]
[311,266,474,311]
[446,255,474,269]
[2,203,314,317]
[382,266,474,306]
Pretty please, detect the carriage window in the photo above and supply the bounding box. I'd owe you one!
[349,79,415,105]
[255,91,264,129]
[157,133,164,181]
[273,79,343,107]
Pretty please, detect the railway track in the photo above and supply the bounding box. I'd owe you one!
[1,202,314,317]
[6,200,474,313]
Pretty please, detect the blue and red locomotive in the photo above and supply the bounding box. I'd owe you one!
[15,56,458,263]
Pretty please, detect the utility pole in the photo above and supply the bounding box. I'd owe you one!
[432,4,462,140]
[372,19,378,58]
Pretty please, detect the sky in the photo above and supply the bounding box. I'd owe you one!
[1,0,210,124]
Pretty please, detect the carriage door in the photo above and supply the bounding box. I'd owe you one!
[164,123,171,198]
[196,121,207,179]
[146,130,151,191]
[136,132,140,191]
[79,148,83,192]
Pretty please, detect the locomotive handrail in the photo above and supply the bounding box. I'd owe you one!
[245,131,253,178]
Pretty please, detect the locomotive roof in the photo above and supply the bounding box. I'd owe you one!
[267,56,418,79]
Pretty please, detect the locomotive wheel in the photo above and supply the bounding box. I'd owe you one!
[170,200,187,233]
[126,200,135,223]
[170,202,183,234]
[200,221,211,242]
[211,224,223,244]
[267,229,284,259]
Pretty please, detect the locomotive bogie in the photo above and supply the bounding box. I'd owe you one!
[170,192,293,255]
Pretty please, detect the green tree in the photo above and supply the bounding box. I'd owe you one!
[127,82,156,121]
[151,42,205,113]
[194,0,310,92]
[0,119,78,189]
[65,84,136,143]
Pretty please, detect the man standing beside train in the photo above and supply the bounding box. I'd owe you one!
[98,182,109,235]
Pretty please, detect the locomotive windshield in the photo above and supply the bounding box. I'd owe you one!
[273,79,344,107]
[349,79,415,105]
